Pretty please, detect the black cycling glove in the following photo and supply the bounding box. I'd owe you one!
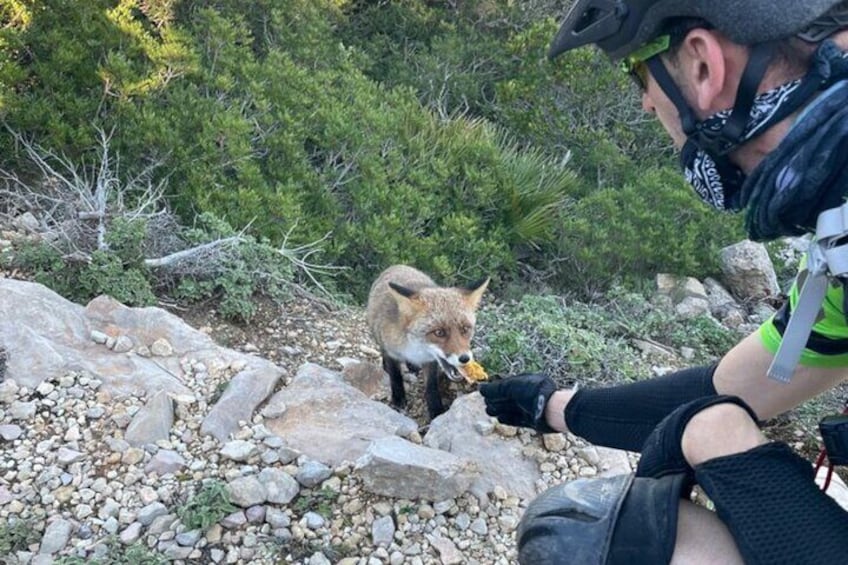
[479,373,558,433]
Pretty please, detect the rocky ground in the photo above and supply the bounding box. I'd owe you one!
[0,286,639,565]
[4,271,848,565]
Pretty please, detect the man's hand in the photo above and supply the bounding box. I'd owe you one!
[479,373,558,433]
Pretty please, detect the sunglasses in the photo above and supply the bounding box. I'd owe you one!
[620,35,671,90]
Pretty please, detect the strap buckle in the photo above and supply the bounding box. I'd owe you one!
[768,202,848,382]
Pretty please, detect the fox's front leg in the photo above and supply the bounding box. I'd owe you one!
[424,362,445,420]
[383,353,406,409]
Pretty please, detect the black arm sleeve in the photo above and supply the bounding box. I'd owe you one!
[564,364,718,452]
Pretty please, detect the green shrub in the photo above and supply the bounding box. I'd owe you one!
[340,0,514,116]
[79,251,157,306]
[10,241,76,297]
[8,217,157,307]
[550,167,745,297]
[167,213,299,321]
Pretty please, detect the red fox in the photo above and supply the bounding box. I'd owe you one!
[366,265,490,420]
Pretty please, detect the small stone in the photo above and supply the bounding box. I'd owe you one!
[176,529,202,547]
[0,424,23,441]
[112,335,134,353]
[90,330,109,344]
[220,440,257,462]
[120,522,143,545]
[542,433,567,452]
[372,515,395,547]
[150,338,174,357]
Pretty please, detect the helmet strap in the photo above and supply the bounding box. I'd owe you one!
[645,55,697,134]
[645,43,775,156]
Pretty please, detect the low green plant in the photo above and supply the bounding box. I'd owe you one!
[55,541,165,565]
[8,206,306,322]
[476,286,738,388]
[599,287,739,359]
[79,250,157,306]
[476,294,647,387]
[292,487,338,519]
[0,518,40,555]
[176,480,236,531]
[8,241,75,297]
[8,218,157,308]
[55,539,165,565]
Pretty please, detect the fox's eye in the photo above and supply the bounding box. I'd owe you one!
[432,328,447,338]
[460,325,471,335]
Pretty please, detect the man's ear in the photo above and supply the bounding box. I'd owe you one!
[677,28,735,114]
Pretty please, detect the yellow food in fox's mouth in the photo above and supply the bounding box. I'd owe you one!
[460,360,488,383]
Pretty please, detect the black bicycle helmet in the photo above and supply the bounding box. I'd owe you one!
[549,0,846,60]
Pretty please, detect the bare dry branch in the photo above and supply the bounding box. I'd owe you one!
[0,126,171,256]
[145,236,243,269]
[277,223,347,297]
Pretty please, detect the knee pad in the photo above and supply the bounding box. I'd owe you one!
[636,395,759,490]
[517,473,685,565]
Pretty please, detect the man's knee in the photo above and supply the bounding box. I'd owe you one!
[681,403,767,466]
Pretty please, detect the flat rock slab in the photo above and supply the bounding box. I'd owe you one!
[425,392,541,501]
[264,363,418,466]
[355,436,478,500]
[0,280,281,441]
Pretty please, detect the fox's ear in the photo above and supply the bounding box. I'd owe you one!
[388,282,424,317]
[388,281,417,299]
[463,277,490,309]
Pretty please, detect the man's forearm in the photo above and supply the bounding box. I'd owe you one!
[557,364,718,452]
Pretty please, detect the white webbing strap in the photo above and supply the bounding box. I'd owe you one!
[767,202,848,383]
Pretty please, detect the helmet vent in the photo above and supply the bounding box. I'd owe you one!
[574,8,604,34]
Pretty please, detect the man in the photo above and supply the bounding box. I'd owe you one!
[480,1,848,563]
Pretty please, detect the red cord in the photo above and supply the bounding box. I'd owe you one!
[816,448,834,491]
[816,404,848,492]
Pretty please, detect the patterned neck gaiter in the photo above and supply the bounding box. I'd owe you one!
[682,80,804,211]
[680,40,848,222]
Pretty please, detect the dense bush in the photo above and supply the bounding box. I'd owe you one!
[552,167,745,295]
[0,0,748,307]
[11,218,158,307]
[6,212,302,322]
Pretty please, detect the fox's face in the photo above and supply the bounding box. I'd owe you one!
[389,278,489,381]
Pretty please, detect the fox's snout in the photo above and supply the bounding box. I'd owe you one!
[435,350,474,382]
